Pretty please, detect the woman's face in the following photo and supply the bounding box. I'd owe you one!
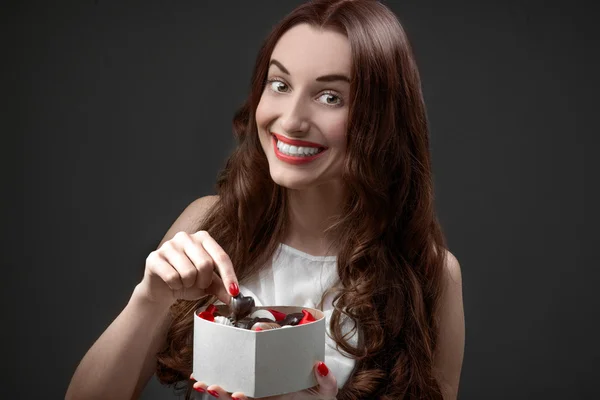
[256,23,352,190]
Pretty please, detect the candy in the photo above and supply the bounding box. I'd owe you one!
[197,311,215,322]
[268,309,287,321]
[251,322,281,331]
[229,293,255,322]
[205,304,217,315]
[235,317,274,330]
[214,316,234,326]
[248,309,276,321]
[209,290,318,332]
[233,317,254,330]
[298,309,316,325]
[279,312,304,327]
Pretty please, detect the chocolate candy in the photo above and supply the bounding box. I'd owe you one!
[248,309,276,321]
[279,312,305,327]
[229,293,255,322]
[203,291,318,331]
[233,317,255,330]
[234,317,275,330]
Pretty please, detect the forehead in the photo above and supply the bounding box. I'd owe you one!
[270,23,352,77]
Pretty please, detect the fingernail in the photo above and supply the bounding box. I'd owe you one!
[317,361,329,377]
[232,397,240,400]
[193,386,205,393]
[207,389,220,397]
[229,282,240,296]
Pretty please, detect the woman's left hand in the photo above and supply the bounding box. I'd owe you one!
[191,360,338,399]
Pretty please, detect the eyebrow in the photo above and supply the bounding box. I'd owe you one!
[269,59,351,83]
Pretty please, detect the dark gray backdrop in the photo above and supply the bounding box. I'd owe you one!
[5,0,597,399]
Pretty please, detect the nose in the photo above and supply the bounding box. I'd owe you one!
[280,96,310,135]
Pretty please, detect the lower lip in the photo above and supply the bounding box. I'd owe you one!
[272,136,326,165]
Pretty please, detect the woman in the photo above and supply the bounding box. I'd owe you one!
[66,1,464,399]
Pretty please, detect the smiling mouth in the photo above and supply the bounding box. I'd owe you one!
[271,132,326,156]
[270,134,327,164]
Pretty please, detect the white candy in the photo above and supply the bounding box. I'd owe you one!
[248,309,276,321]
[214,316,234,326]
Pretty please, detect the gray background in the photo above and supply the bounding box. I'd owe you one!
[4,0,597,399]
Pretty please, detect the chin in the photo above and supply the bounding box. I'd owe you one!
[269,170,314,190]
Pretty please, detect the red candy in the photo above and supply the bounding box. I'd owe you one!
[198,305,217,322]
[298,309,316,325]
[198,311,215,322]
[205,304,217,315]
[268,309,287,322]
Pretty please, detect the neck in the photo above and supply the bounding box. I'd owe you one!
[283,181,345,257]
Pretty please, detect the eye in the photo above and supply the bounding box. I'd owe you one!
[318,92,343,107]
[266,78,289,93]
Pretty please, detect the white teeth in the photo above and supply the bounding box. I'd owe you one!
[276,140,321,157]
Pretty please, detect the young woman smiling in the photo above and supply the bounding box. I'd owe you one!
[67,1,464,399]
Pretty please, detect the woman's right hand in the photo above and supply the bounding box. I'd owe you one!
[135,230,239,308]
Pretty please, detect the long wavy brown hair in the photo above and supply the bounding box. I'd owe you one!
[155,0,448,398]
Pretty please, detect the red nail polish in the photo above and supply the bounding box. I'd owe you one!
[207,389,220,397]
[193,386,206,393]
[229,282,240,296]
[317,361,329,377]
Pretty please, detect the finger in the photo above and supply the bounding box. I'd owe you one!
[161,240,198,288]
[194,230,239,298]
[147,252,184,291]
[192,380,208,395]
[204,271,231,305]
[206,384,230,399]
[314,361,338,399]
[230,392,248,400]
[182,238,216,290]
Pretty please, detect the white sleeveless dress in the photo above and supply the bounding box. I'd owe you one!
[238,243,358,388]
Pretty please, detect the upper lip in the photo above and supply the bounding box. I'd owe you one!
[272,132,327,149]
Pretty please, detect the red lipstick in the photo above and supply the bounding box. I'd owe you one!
[271,134,327,165]
[271,133,327,149]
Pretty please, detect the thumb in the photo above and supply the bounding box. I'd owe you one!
[313,361,338,399]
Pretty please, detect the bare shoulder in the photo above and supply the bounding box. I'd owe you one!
[187,195,220,219]
[443,249,462,286]
[157,195,220,248]
[433,249,465,400]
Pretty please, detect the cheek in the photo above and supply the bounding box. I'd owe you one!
[255,95,276,129]
[322,115,348,147]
